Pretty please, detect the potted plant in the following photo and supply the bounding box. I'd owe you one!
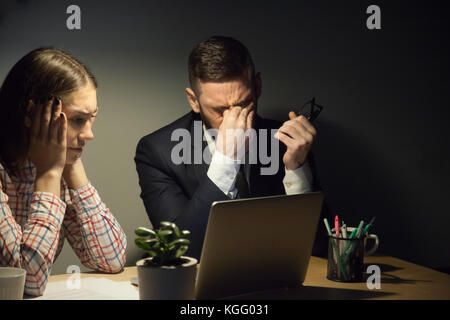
[135,221,198,300]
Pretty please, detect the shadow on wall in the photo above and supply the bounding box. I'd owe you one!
[264,106,412,261]
[297,119,419,265]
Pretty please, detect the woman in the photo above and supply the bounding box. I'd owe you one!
[0,48,127,296]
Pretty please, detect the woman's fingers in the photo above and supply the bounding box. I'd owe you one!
[58,112,67,145]
[39,97,53,139]
[27,95,68,179]
[49,98,61,142]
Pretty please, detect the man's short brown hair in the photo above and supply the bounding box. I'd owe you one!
[188,36,255,93]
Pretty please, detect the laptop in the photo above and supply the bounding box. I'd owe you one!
[194,191,324,299]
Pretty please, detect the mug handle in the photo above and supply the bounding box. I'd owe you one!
[364,234,379,256]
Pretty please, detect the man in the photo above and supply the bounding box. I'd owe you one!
[135,36,327,260]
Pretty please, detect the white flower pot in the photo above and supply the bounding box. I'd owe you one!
[136,256,198,300]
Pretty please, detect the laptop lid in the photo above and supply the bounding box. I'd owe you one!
[195,192,324,299]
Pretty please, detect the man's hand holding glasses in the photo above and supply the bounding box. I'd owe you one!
[274,97,323,170]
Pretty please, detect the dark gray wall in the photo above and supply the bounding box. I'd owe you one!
[1,0,449,273]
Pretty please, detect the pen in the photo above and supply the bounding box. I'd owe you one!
[324,218,349,280]
[323,218,333,236]
[343,226,360,259]
[348,228,358,239]
[335,216,340,238]
[342,223,348,238]
[333,215,341,279]
[355,220,365,239]
[363,217,376,236]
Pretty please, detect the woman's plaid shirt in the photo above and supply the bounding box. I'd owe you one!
[0,160,127,296]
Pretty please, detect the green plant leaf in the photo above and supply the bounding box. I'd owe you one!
[135,238,159,248]
[144,239,160,248]
[151,241,161,250]
[135,238,152,250]
[174,245,188,259]
[160,221,183,238]
[156,229,173,243]
[135,221,191,265]
[135,227,156,237]
[147,250,159,258]
[160,221,176,229]
[168,238,190,247]
[173,225,181,238]
[157,230,173,237]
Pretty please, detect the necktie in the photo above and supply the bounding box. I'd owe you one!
[235,165,250,199]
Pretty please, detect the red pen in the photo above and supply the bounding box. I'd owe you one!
[335,215,340,238]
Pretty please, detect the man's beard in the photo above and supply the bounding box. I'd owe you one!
[197,104,214,130]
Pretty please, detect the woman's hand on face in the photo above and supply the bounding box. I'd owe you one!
[27,97,67,179]
[62,158,89,190]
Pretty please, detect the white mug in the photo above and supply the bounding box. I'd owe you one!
[0,267,26,300]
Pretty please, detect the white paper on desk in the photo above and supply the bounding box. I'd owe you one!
[28,277,139,300]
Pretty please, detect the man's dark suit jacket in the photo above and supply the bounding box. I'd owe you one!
[135,111,328,260]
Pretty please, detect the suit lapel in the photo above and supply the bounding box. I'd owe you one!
[189,115,210,183]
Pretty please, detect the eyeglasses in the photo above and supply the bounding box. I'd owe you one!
[298,97,323,123]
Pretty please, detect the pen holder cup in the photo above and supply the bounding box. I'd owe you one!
[326,236,367,282]
[331,227,379,256]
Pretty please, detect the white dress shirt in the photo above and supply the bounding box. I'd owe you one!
[204,125,313,198]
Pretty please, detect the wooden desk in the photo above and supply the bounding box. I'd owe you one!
[49,255,450,300]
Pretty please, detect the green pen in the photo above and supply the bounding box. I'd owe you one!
[342,221,364,262]
[355,220,365,239]
[348,227,358,239]
[363,217,376,236]
[323,218,333,236]
[343,228,358,257]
